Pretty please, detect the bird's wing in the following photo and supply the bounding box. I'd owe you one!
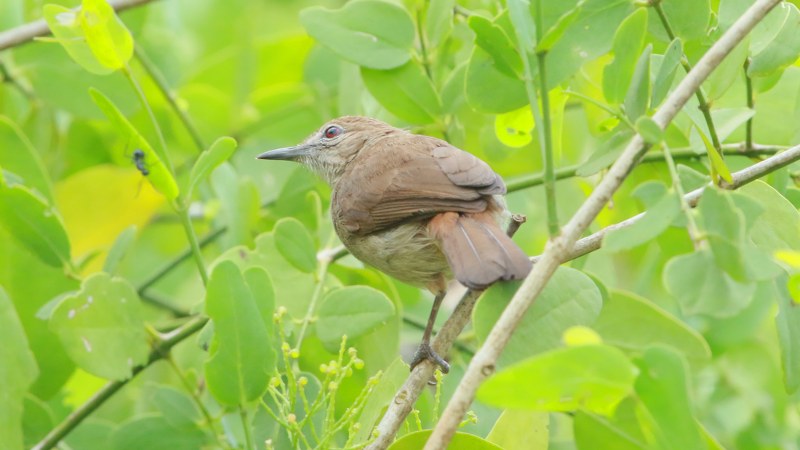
[334,138,505,235]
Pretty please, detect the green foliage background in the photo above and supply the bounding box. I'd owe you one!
[2,0,800,449]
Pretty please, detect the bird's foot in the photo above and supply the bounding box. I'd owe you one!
[410,342,450,374]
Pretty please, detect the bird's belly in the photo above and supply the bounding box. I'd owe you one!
[338,221,449,288]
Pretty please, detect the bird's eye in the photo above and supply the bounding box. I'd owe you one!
[323,125,343,139]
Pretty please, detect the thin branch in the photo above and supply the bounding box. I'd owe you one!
[505,143,781,192]
[0,0,159,52]
[32,316,209,450]
[744,58,754,151]
[424,1,781,448]
[532,142,800,265]
[134,46,207,153]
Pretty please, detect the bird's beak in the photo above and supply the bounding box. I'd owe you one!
[256,143,313,161]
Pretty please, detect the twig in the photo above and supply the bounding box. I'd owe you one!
[0,0,159,52]
[32,316,209,450]
[134,46,207,153]
[504,144,781,192]
[423,1,781,448]
[744,58,754,150]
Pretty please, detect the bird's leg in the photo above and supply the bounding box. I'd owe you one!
[410,291,450,373]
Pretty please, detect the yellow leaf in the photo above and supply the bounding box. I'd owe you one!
[494,107,534,148]
[563,325,603,346]
[55,165,164,271]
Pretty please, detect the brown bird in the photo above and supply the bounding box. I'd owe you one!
[257,116,531,372]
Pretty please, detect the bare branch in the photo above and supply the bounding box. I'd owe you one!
[0,0,158,52]
[423,1,783,448]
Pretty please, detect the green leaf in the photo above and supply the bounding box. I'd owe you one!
[42,0,133,74]
[211,163,260,248]
[473,267,603,367]
[574,404,649,450]
[647,0,710,42]
[49,273,148,380]
[775,275,800,392]
[0,117,53,202]
[361,61,442,124]
[507,0,537,52]
[704,36,749,102]
[186,136,238,200]
[102,225,136,274]
[273,217,317,274]
[545,0,634,88]
[593,291,711,364]
[652,39,682,107]
[316,286,395,350]
[468,15,522,78]
[603,8,647,104]
[465,46,527,113]
[0,181,71,269]
[698,188,747,280]
[299,1,414,70]
[388,430,502,450]
[604,188,680,251]
[0,287,39,450]
[89,89,179,200]
[634,116,663,145]
[477,344,638,415]
[486,410,548,450]
[537,2,585,52]
[634,347,706,450]
[110,413,208,450]
[748,3,800,77]
[204,261,275,406]
[424,0,454,48]
[697,127,733,184]
[741,181,800,252]
[576,129,634,177]
[623,45,651,121]
[664,250,756,317]
[353,357,408,444]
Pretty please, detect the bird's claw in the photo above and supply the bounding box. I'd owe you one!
[410,342,450,374]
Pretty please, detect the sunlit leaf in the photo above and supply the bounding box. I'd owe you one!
[89,89,179,200]
[748,3,800,77]
[494,107,534,148]
[42,0,133,74]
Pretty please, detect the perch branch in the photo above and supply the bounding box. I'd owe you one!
[422,0,782,448]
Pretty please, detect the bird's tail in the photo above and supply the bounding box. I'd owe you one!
[428,211,532,290]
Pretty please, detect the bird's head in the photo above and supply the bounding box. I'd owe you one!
[257,116,399,186]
